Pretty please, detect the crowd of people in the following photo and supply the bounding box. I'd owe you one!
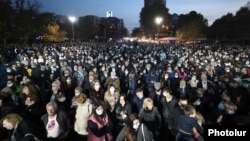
[0,41,250,141]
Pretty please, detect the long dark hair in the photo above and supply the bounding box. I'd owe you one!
[20,82,38,98]
[92,100,107,125]
[124,113,138,141]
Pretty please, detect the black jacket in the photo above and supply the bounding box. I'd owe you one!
[138,107,162,134]
[115,102,132,126]
[11,120,43,141]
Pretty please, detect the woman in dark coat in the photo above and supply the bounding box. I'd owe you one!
[2,113,44,141]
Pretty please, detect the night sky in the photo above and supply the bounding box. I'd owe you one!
[39,0,249,33]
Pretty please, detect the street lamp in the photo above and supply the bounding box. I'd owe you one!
[155,17,163,40]
[68,16,76,41]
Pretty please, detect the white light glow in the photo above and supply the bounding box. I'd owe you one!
[155,17,163,25]
[68,16,76,23]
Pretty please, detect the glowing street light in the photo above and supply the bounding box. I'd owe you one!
[68,16,76,41]
[155,17,163,39]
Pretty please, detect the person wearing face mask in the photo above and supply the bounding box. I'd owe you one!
[87,101,113,141]
[168,95,188,138]
[89,80,105,103]
[189,94,206,117]
[70,86,82,108]
[60,69,72,84]
[224,66,233,79]
[50,80,67,111]
[104,71,121,92]
[62,76,77,112]
[170,71,181,94]
[160,87,178,140]
[82,71,96,97]
[220,101,238,125]
[187,74,199,93]
[73,65,87,87]
[132,88,145,114]
[116,113,154,141]
[6,79,18,96]
[149,82,163,110]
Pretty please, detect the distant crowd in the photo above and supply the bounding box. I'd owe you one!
[0,41,250,141]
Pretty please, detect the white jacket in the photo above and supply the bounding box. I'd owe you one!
[74,99,93,135]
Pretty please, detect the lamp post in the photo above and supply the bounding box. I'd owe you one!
[68,16,76,41]
[155,17,163,40]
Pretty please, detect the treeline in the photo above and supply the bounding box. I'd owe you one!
[208,6,250,42]
[136,1,250,42]
[0,0,58,43]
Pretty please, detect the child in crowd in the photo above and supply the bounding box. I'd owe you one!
[176,104,203,141]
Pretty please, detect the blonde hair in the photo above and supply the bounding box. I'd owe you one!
[52,80,61,89]
[195,112,205,125]
[75,93,87,104]
[1,113,23,127]
[142,97,153,110]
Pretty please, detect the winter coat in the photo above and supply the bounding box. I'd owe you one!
[74,99,93,135]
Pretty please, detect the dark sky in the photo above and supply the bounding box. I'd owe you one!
[39,0,249,32]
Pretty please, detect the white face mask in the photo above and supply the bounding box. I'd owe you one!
[165,75,168,79]
[7,83,13,87]
[110,87,115,93]
[195,100,201,106]
[94,85,100,90]
[96,108,104,115]
[192,77,196,81]
[133,123,140,130]
[75,92,80,96]
[163,92,167,97]
[66,79,71,83]
[138,95,143,99]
